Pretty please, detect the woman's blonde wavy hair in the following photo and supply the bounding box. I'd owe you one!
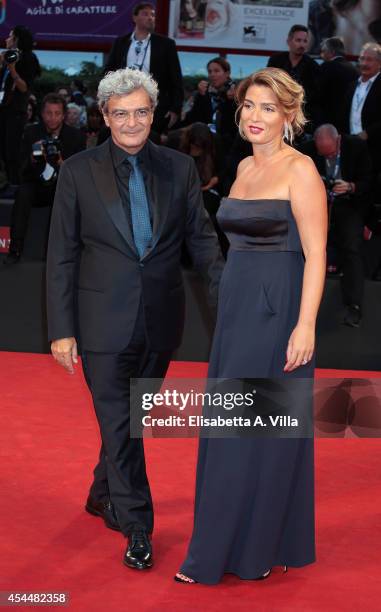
[235,67,306,144]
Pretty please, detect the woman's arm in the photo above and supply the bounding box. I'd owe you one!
[285,154,328,372]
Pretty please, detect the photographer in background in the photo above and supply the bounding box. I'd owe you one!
[3,93,86,265]
[300,124,373,327]
[0,26,41,192]
[181,57,237,155]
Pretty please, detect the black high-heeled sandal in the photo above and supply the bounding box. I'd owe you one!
[254,569,272,580]
[174,565,287,584]
[174,572,198,584]
[254,565,288,580]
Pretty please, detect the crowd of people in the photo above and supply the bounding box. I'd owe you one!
[1,0,380,586]
[1,2,381,328]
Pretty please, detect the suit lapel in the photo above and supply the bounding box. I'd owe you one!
[145,141,173,256]
[89,140,137,256]
[122,34,132,67]
[148,34,158,76]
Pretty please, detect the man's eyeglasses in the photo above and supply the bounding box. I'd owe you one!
[106,108,153,123]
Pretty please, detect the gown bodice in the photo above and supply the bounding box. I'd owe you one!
[217,198,303,253]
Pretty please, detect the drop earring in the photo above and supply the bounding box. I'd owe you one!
[283,123,290,142]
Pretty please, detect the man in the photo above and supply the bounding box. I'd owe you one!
[4,93,86,264]
[47,68,223,570]
[105,2,183,133]
[340,42,381,197]
[319,37,359,129]
[268,24,321,131]
[300,124,372,327]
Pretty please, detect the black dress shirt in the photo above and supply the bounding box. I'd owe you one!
[267,52,322,128]
[110,138,154,229]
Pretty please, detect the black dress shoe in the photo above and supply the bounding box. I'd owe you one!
[343,304,362,328]
[85,496,121,531]
[123,531,153,570]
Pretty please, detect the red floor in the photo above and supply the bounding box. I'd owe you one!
[1,352,380,611]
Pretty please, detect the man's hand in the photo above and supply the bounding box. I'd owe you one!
[165,111,178,129]
[51,337,78,374]
[332,179,352,195]
[357,131,368,141]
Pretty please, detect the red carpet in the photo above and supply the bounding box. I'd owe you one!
[1,352,380,611]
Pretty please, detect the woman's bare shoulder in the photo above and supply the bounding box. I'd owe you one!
[288,149,317,175]
[236,155,253,175]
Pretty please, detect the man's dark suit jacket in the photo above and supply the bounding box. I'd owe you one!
[20,122,86,183]
[47,139,223,353]
[299,134,373,213]
[267,52,321,128]
[319,56,359,128]
[340,73,381,171]
[105,33,183,118]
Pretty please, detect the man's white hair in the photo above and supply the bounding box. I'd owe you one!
[314,123,338,139]
[97,68,159,110]
[361,42,381,62]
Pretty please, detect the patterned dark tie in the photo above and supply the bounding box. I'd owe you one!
[126,154,152,258]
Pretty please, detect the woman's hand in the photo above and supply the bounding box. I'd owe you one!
[197,80,209,96]
[284,323,315,372]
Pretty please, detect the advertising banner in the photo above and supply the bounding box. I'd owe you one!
[0,0,139,44]
[168,0,381,55]
[168,0,311,52]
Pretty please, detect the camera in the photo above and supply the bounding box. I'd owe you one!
[42,136,62,165]
[322,176,343,199]
[32,137,61,163]
[3,49,21,64]
[324,177,337,192]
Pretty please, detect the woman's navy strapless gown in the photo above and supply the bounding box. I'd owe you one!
[179,198,315,584]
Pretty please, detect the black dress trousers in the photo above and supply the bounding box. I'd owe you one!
[82,301,172,536]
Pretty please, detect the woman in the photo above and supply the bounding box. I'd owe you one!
[182,57,237,153]
[0,25,40,185]
[84,103,105,149]
[179,122,228,255]
[26,96,38,127]
[180,122,220,199]
[175,67,327,584]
